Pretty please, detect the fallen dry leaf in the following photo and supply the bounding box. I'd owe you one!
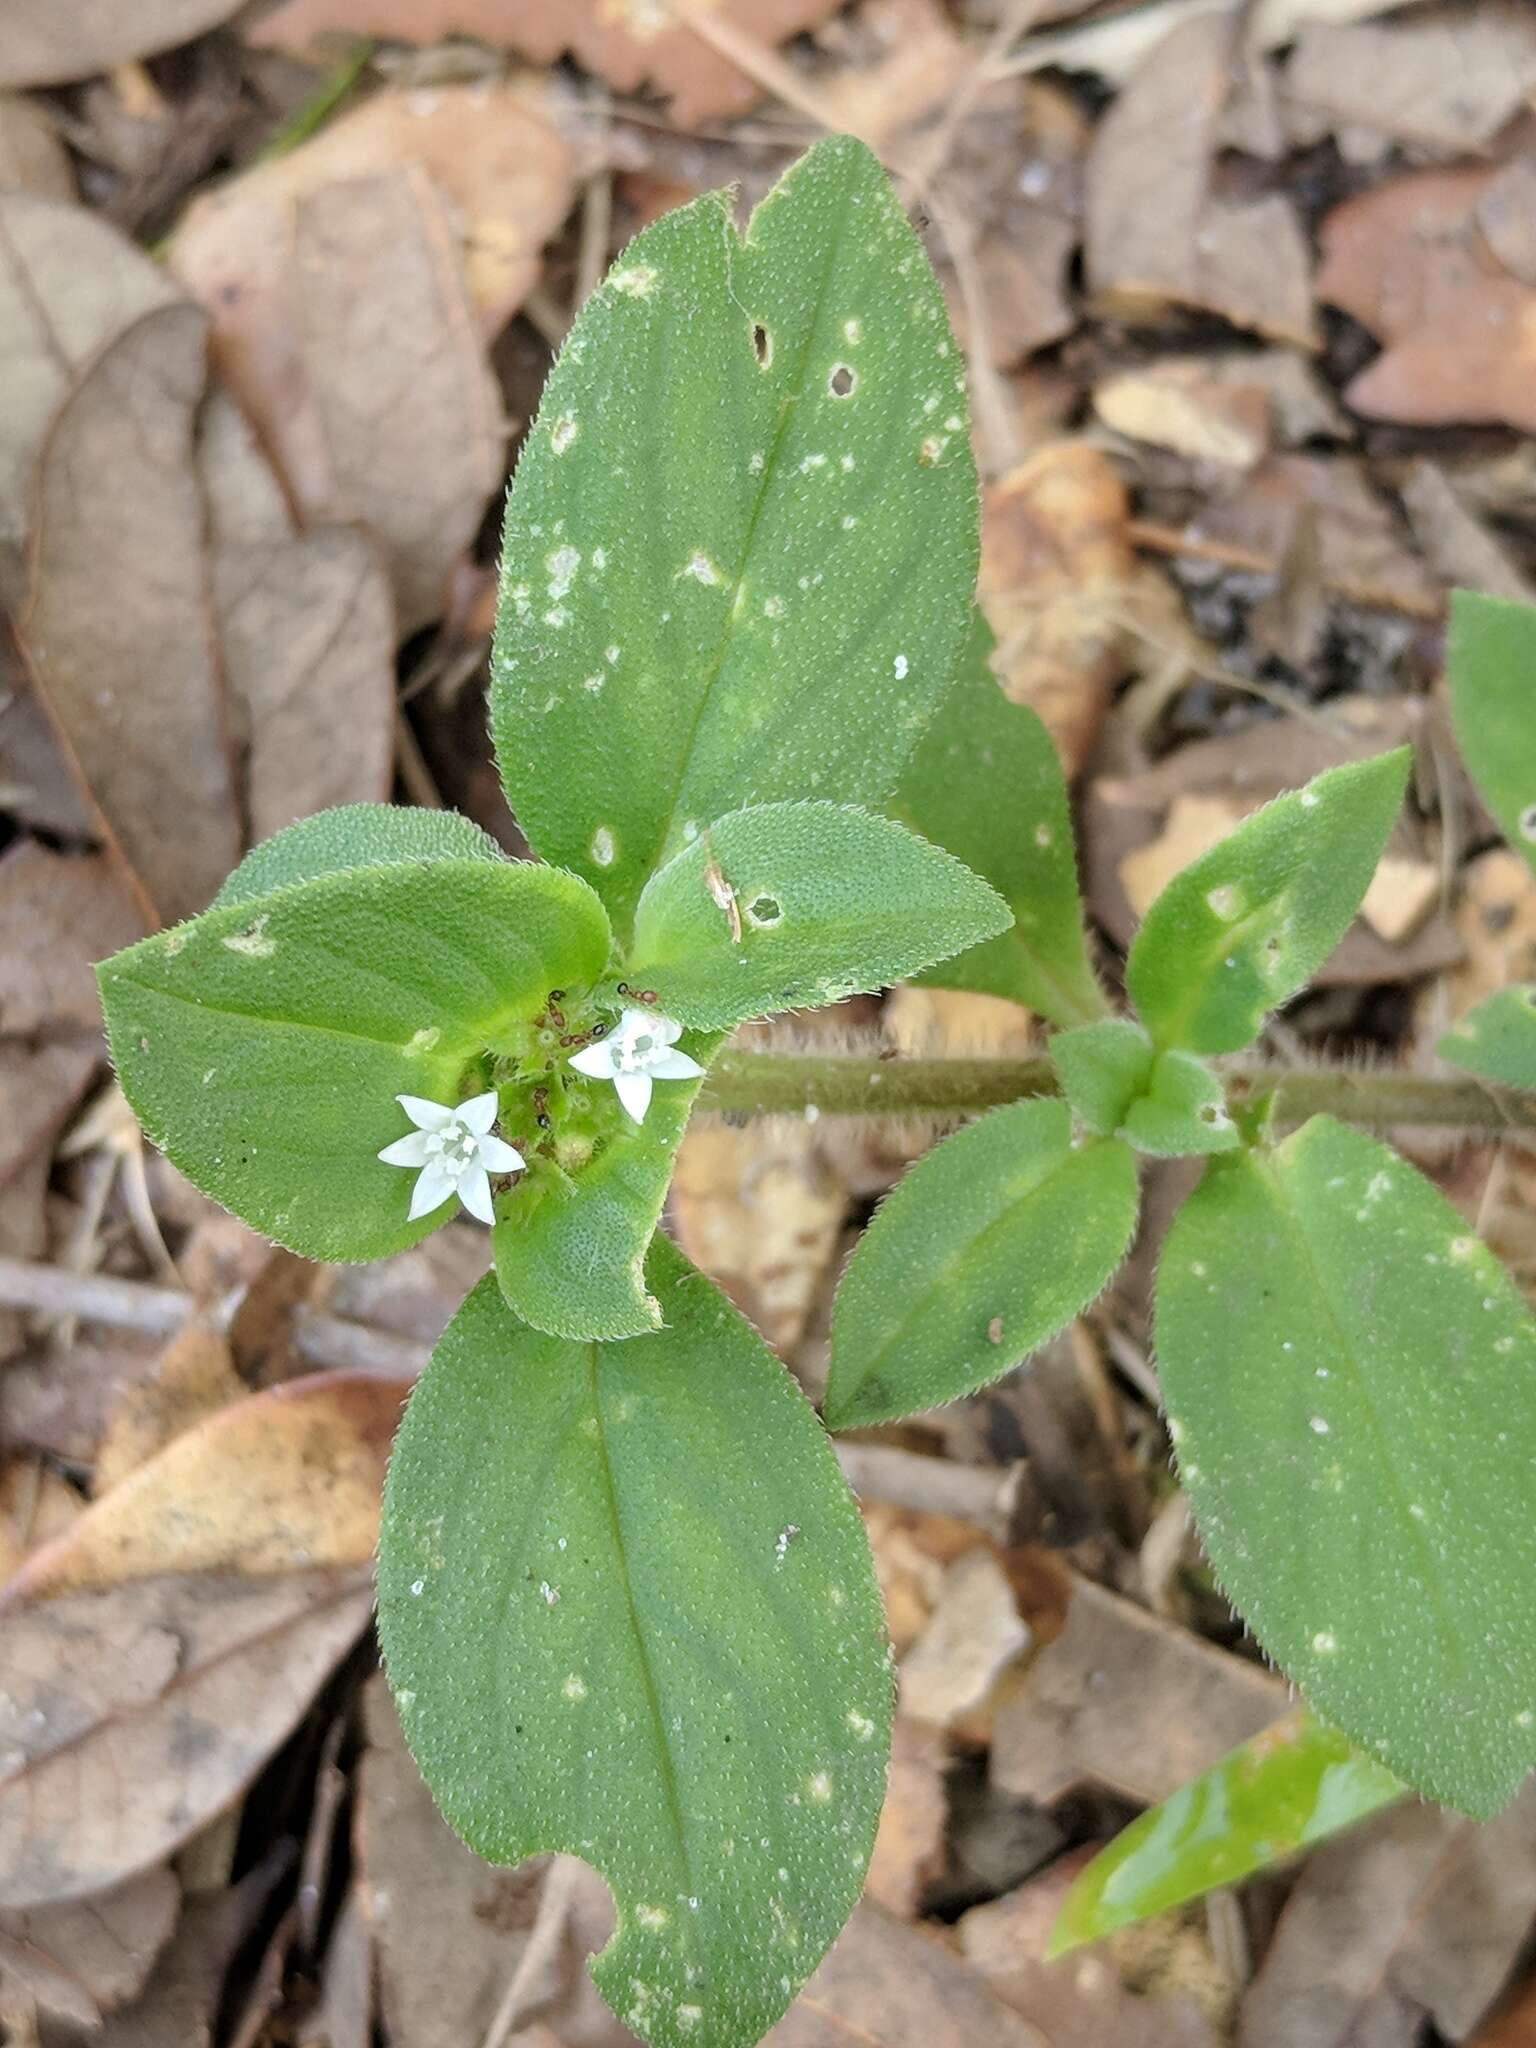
[0,1567,372,1909]
[91,1323,246,1498]
[865,1718,949,1922]
[771,1899,1048,2047]
[20,301,241,926]
[981,442,1136,776]
[0,841,141,1037]
[990,1571,1285,1807]
[0,193,178,591]
[1477,156,1536,290]
[1283,6,1536,156]
[899,1546,1035,1733]
[1095,361,1270,470]
[0,93,73,199]
[198,390,395,840]
[0,1866,179,2025]
[0,1458,81,1582]
[0,0,241,89]
[1400,459,1536,607]
[87,1854,286,2048]
[1085,12,1315,347]
[247,0,845,129]
[1242,1785,1536,2048]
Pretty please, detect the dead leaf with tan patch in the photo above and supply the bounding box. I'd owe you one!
[1094,360,1269,470]
[0,94,73,199]
[0,1867,180,2026]
[247,0,846,128]
[1283,5,1536,156]
[0,0,242,89]
[1086,11,1315,347]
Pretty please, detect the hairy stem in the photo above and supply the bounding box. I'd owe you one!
[698,1050,1536,1134]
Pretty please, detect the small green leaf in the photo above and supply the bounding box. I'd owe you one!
[1156,1116,1536,1815]
[891,614,1107,1027]
[1049,1710,1403,1954]
[98,861,611,1262]
[1119,1049,1238,1158]
[1126,750,1411,1055]
[1053,1019,1155,1136]
[491,135,979,937]
[1439,985,1536,1090]
[627,802,1010,1032]
[495,1049,711,1339]
[1449,588,1536,876]
[214,804,506,909]
[824,1099,1139,1429]
[378,1238,892,2048]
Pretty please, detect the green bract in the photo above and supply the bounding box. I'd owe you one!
[1127,750,1410,1055]
[491,135,979,938]
[824,1099,1139,1429]
[1449,588,1536,880]
[379,1239,891,2048]
[1157,1116,1536,1815]
[629,802,1010,1031]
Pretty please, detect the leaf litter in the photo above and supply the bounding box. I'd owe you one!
[5,0,1536,2039]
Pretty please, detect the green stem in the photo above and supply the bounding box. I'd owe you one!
[698,1050,1536,1134]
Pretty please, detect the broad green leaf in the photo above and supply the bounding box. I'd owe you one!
[98,861,610,1262]
[1449,588,1536,876]
[491,135,979,938]
[891,613,1107,1027]
[1119,1049,1237,1158]
[1157,1116,1536,1815]
[823,1099,1139,1429]
[627,802,1009,1032]
[1127,750,1410,1055]
[1053,1019,1154,1136]
[1439,985,1536,1090]
[214,803,505,908]
[1050,1710,1403,1954]
[495,1045,712,1339]
[378,1239,892,2048]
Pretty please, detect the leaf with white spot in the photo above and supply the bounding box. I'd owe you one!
[97,860,610,1262]
[1156,1116,1536,1816]
[823,1100,1139,1429]
[891,613,1108,1028]
[491,135,979,938]
[378,1238,892,2048]
[214,803,506,908]
[1439,985,1536,1090]
[1449,588,1536,879]
[1126,750,1411,1055]
[627,802,1009,1032]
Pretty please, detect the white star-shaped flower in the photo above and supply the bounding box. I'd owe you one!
[378,1091,524,1225]
[567,1007,703,1124]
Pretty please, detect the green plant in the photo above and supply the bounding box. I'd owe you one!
[95,139,1536,2044]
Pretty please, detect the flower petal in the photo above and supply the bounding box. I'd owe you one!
[479,1135,525,1174]
[457,1090,500,1135]
[456,1162,496,1225]
[650,1050,704,1082]
[397,1094,456,1132]
[568,1042,617,1078]
[407,1159,456,1220]
[649,1012,685,1047]
[614,1069,653,1124]
[378,1130,434,1167]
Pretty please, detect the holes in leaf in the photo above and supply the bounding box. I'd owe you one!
[1198,1103,1226,1125]
[1520,802,1536,843]
[745,893,783,929]
[752,323,772,368]
[828,363,856,397]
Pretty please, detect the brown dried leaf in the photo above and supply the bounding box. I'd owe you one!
[1095,361,1269,470]
[0,842,141,1037]
[0,669,92,839]
[1477,156,1536,289]
[899,1547,1034,1735]
[981,442,1135,777]
[198,392,395,839]
[1086,13,1315,346]
[946,221,1078,372]
[0,0,241,89]
[0,1566,371,1908]
[770,1900,1048,2047]
[1242,1785,1536,2048]
[0,194,177,589]
[990,1572,1284,1808]
[1400,460,1536,607]
[1283,6,1536,156]
[89,1854,287,2048]
[0,1460,81,1582]
[91,1323,246,1498]
[865,1719,949,1922]
[20,301,242,925]
[0,1867,179,2024]
[248,0,844,128]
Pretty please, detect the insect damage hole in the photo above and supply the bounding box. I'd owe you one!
[745,894,783,930]
[1520,802,1536,843]
[828,363,856,397]
[752,322,772,368]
